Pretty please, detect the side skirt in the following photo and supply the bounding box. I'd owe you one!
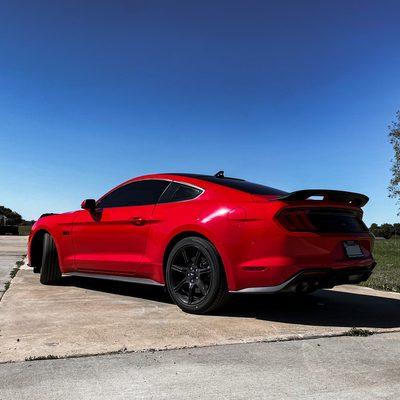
[63,272,164,287]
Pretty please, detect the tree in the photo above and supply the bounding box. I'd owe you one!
[370,223,396,239]
[388,110,400,215]
[380,223,395,239]
[370,223,378,231]
[0,205,23,224]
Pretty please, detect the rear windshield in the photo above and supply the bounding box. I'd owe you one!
[176,174,287,196]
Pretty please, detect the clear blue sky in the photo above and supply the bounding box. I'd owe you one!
[0,0,399,225]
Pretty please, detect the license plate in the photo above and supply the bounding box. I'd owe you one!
[343,241,364,258]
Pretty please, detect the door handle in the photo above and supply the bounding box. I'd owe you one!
[131,217,146,226]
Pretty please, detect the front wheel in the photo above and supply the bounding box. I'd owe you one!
[165,237,228,314]
[40,233,62,285]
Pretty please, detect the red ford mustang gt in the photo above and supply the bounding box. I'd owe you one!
[28,172,375,314]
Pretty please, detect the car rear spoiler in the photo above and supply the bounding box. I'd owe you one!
[277,190,369,207]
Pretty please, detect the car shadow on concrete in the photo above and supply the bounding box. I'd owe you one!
[224,290,400,329]
[60,275,173,303]
[62,276,400,329]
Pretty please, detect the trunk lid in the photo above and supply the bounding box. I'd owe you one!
[256,189,370,234]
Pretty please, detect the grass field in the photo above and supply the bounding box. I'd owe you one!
[18,225,32,236]
[361,238,400,292]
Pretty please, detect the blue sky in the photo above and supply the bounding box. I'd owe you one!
[0,0,399,224]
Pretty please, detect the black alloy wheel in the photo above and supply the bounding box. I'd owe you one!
[166,237,228,314]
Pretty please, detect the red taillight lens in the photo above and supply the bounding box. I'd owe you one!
[277,209,318,232]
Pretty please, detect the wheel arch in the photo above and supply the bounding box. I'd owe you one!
[29,229,61,271]
[162,230,235,290]
[29,229,49,271]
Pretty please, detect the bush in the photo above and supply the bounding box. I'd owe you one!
[369,223,400,239]
[18,225,32,236]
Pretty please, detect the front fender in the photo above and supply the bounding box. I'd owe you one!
[29,213,76,272]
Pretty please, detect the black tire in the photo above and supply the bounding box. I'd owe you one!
[40,233,62,285]
[165,237,228,314]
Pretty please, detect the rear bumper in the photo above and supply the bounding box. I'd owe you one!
[231,262,376,293]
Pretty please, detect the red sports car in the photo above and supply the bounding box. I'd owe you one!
[28,172,375,314]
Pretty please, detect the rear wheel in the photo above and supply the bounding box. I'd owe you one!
[165,237,228,314]
[39,233,62,285]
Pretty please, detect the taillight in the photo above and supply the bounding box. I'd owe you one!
[277,209,318,232]
[277,208,368,233]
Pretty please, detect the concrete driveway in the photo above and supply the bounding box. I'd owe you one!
[0,236,27,300]
[2,332,400,400]
[0,236,399,364]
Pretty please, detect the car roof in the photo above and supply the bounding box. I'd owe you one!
[130,172,287,196]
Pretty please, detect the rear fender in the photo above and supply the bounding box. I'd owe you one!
[163,224,237,290]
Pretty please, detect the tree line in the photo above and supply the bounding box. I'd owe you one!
[0,205,34,225]
[389,110,400,215]
[369,223,400,239]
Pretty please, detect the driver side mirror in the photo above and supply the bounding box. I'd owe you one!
[81,199,96,211]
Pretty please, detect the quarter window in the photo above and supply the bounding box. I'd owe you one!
[159,182,202,203]
[97,180,170,208]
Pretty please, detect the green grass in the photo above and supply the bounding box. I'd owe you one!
[25,354,60,361]
[345,328,374,337]
[2,260,24,293]
[361,238,400,292]
[18,225,32,236]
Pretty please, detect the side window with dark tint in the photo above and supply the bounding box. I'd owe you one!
[98,180,170,208]
[172,184,202,201]
[159,182,202,203]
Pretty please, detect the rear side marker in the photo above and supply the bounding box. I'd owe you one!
[242,266,268,271]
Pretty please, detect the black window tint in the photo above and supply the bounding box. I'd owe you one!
[98,180,170,208]
[175,174,287,195]
[172,184,202,201]
[158,182,202,203]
